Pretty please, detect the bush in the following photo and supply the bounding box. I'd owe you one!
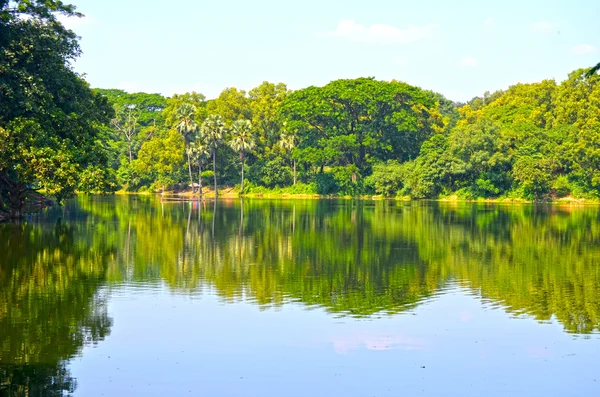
[331,166,362,196]
[551,175,571,198]
[248,157,292,188]
[365,161,404,196]
[201,170,214,179]
[242,181,317,195]
[285,182,317,194]
[315,173,338,195]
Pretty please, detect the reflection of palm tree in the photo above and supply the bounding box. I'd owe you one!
[211,199,217,241]
[200,115,226,198]
[229,120,255,193]
[239,199,244,240]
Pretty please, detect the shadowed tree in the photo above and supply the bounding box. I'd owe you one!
[229,119,255,193]
[175,103,198,193]
[200,115,226,197]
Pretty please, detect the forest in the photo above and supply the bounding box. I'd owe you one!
[91,70,600,203]
[2,0,600,221]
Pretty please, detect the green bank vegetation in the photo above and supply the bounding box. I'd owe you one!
[3,1,600,222]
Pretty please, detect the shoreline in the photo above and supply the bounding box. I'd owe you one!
[109,190,600,205]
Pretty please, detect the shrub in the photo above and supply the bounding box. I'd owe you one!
[365,161,404,196]
[315,173,338,195]
[331,166,362,196]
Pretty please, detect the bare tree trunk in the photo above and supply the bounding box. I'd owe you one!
[213,149,218,198]
[187,150,194,194]
[198,161,203,197]
[241,152,245,194]
[293,159,297,185]
[128,141,133,164]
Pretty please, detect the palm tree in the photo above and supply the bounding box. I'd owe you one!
[229,119,255,193]
[586,62,600,78]
[278,132,297,185]
[200,114,226,197]
[175,103,198,193]
[188,140,210,197]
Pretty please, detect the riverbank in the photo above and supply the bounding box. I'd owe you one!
[113,188,599,205]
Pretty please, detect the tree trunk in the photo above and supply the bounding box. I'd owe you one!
[198,161,203,197]
[8,182,25,219]
[293,159,297,185]
[213,150,218,198]
[128,141,133,164]
[241,152,245,194]
[187,150,194,193]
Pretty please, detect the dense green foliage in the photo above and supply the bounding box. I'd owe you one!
[2,0,600,210]
[93,70,600,201]
[0,1,114,220]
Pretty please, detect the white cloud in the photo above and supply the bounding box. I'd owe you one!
[324,20,439,45]
[570,44,599,55]
[532,21,554,35]
[458,57,479,68]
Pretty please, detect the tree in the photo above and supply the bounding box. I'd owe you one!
[111,105,140,164]
[249,82,288,153]
[175,103,199,193]
[278,131,297,185]
[229,120,255,193]
[200,115,226,197]
[189,140,210,196]
[135,130,185,192]
[163,92,206,125]
[0,1,113,219]
[279,78,444,176]
[207,88,251,125]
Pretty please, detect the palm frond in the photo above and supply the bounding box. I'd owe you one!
[585,62,600,78]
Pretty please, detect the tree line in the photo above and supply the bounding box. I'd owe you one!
[2,0,600,221]
[97,68,600,202]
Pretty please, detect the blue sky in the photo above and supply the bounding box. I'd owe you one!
[62,0,600,102]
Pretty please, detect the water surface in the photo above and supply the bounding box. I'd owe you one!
[1,196,599,396]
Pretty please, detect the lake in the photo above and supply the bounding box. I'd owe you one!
[1,196,599,396]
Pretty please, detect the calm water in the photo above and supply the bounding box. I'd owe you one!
[1,196,600,396]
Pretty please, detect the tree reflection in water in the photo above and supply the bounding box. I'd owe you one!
[1,196,599,394]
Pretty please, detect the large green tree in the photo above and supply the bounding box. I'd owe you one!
[280,78,445,177]
[0,0,113,220]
